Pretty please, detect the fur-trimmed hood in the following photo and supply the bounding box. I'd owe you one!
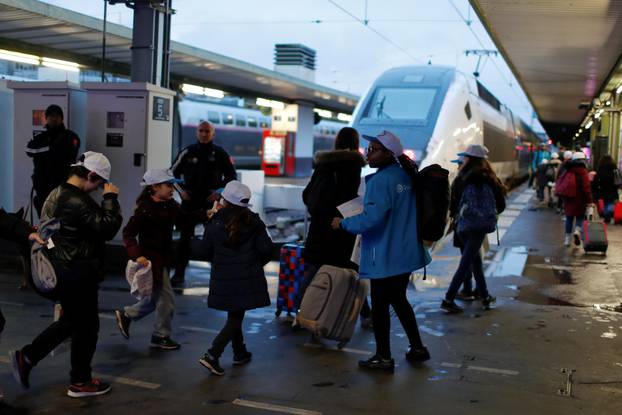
[314,149,366,167]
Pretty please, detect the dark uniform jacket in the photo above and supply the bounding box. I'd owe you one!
[593,163,620,204]
[204,207,273,312]
[26,124,80,210]
[302,150,366,268]
[171,142,237,209]
[42,183,122,282]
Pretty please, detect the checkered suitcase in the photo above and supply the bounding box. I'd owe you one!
[276,243,306,317]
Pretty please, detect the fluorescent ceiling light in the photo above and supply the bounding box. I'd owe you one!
[203,87,224,99]
[182,83,204,94]
[314,109,332,118]
[617,84,622,94]
[256,98,285,110]
[0,49,39,65]
[585,120,593,129]
[337,113,352,122]
[41,57,80,72]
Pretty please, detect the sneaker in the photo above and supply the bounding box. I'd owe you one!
[150,336,181,350]
[233,351,252,366]
[358,355,395,373]
[199,353,224,376]
[114,310,131,339]
[564,234,571,247]
[573,228,581,246]
[455,290,475,301]
[482,295,497,310]
[405,346,431,363]
[67,379,111,398]
[441,299,463,314]
[9,350,31,389]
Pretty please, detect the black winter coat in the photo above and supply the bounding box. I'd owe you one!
[42,183,123,281]
[204,207,273,312]
[172,142,237,209]
[592,163,620,204]
[302,150,366,268]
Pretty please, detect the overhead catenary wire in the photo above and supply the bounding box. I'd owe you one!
[327,0,424,63]
[171,18,463,26]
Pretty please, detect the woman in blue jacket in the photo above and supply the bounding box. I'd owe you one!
[332,131,431,373]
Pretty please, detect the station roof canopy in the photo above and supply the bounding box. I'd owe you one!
[470,0,622,126]
[0,0,358,113]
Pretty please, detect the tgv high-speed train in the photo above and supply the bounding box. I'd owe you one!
[178,99,347,169]
[351,65,541,181]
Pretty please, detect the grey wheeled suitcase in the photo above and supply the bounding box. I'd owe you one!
[296,265,369,348]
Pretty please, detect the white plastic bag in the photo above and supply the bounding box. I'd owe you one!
[125,260,153,300]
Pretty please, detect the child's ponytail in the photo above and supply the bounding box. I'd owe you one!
[134,186,155,213]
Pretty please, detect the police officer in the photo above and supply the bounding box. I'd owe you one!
[171,121,237,284]
[26,104,81,217]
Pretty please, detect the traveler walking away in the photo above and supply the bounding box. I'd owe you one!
[332,130,431,373]
[10,151,122,398]
[555,151,574,213]
[529,144,550,188]
[442,144,506,314]
[171,121,237,285]
[299,127,371,327]
[26,105,81,217]
[198,181,273,376]
[448,156,477,301]
[536,159,555,204]
[555,151,593,247]
[115,169,191,350]
[0,210,45,402]
[592,155,620,223]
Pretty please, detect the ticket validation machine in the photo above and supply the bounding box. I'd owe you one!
[261,129,296,176]
[82,82,175,240]
[7,81,86,217]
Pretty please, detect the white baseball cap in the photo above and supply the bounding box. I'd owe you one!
[140,169,183,186]
[563,150,573,160]
[551,153,560,159]
[572,151,586,160]
[457,144,489,159]
[222,180,252,208]
[72,151,111,181]
[362,130,404,156]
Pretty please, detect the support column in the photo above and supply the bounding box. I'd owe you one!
[271,102,315,177]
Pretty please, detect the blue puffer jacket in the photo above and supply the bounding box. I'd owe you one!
[341,163,431,279]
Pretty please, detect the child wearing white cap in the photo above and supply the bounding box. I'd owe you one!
[115,169,189,350]
[199,180,273,376]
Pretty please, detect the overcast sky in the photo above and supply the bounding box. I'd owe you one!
[41,0,544,133]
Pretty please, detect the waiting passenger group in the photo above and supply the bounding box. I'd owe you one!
[3,103,515,399]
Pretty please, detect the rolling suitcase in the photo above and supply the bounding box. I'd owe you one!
[276,243,306,316]
[296,265,369,348]
[614,202,622,225]
[583,208,608,253]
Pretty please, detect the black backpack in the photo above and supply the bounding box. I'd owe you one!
[397,156,450,242]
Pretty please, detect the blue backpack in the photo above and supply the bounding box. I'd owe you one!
[457,183,497,234]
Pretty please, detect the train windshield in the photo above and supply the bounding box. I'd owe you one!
[362,87,437,121]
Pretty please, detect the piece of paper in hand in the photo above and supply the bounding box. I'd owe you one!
[350,235,362,265]
[337,196,364,218]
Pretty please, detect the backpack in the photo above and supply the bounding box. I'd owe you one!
[416,164,450,242]
[30,217,61,296]
[555,171,577,198]
[457,183,497,234]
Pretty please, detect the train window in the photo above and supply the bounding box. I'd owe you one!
[223,113,234,125]
[363,87,437,121]
[208,111,220,124]
[476,81,501,111]
[247,117,258,127]
[464,102,472,120]
[235,115,246,127]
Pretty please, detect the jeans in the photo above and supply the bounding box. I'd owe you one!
[124,269,175,338]
[565,215,585,234]
[604,203,615,222]
[370,273,423,359]
[446,231,489,301]
[209,310,246,358]
[22,282,99,384]
[296,262,371,319]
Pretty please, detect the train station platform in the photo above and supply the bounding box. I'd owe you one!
[1,185,621,414]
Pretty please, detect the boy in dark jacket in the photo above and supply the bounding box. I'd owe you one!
[10,151,122,398]
[199,181,273,376]
[115,169,193,350]
[592,155,620,223]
